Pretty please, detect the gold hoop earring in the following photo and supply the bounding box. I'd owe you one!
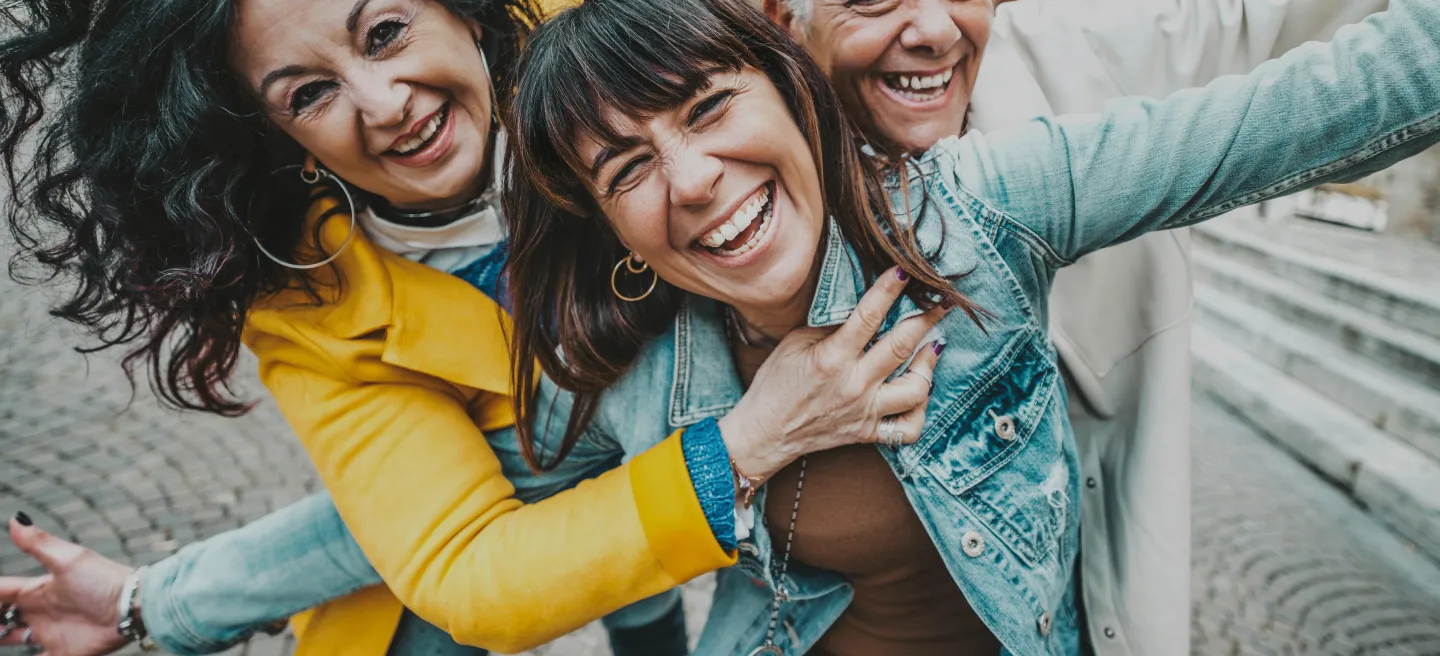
[611,253,657,302]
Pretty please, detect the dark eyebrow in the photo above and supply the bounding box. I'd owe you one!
[259,64,307,98]
[346,0,376,33]
[258,0,374,98]
[589,136,642,182]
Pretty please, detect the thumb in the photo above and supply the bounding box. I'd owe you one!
[10,514,85,573]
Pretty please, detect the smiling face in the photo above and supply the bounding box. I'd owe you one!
[576,67,826,327]
[230,0,493,209]
[783,0,991,154]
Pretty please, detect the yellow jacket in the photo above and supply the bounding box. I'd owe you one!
[247,196,734,654]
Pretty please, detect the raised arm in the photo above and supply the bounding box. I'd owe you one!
[952,0,1440,264]
[996,0,1390,104]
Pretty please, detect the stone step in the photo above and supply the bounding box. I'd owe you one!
[1192,250,1440,390]
[1193,327,1440,562]
[1194,285,1440,461]
[1192,220,1440,342]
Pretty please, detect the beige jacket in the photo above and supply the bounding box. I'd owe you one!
[969,1,1389,654]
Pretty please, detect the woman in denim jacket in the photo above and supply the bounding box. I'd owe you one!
[486,0,1440,652]
[10,0,1440,652]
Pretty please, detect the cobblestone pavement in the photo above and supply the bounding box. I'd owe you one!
[3,262,1440,655]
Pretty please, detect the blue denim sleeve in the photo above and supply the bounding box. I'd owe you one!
[680,418,737,551]
[141,493,382,655]
[948,0,1440,265]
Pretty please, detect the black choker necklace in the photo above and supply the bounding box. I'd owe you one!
[370,195,489,229]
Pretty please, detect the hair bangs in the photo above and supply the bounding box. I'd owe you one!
[516,0,758,184]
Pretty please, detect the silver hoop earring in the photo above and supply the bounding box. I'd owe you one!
[252,164,358,271]
[478,47,501,125]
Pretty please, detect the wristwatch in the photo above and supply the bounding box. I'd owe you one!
[117,567,158,651]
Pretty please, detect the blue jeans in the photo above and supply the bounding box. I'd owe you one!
[386,610,488,656]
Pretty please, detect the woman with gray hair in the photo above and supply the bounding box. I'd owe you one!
[756,0,1388,652]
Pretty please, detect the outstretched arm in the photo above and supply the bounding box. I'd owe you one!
[952,0,1440,264]
[996,0,1390,106]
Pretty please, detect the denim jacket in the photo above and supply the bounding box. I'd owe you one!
[141,3,1440,654]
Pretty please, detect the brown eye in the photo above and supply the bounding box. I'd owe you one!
[290,81,336,114]
[688,90,734,126]
[608,155,651,194]
[366,20,407,56]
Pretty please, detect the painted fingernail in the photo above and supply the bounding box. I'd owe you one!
[13,511,32,526]
[895,268,909,282]
[932,341,946,356]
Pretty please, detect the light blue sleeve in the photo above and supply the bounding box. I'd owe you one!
[136,377,702,654]
[484,377,626,503]
[140,492,381,655]
[949,0,1440,265]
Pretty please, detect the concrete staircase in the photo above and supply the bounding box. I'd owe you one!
[1191,214,1440,562]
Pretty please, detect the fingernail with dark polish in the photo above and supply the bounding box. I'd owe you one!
[895,268,909,282]
[932,342,946,356]
[14,511,32,526]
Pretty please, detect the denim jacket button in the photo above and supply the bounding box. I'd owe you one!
[1038,612,1052,636]
[961,531,985,557]
[989,409,1017,441]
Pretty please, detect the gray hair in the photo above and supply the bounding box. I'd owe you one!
[782,0,812,29]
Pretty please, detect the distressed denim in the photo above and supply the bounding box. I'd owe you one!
[141,2,1440,654]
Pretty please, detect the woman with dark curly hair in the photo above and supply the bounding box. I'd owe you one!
[0,0,945,653]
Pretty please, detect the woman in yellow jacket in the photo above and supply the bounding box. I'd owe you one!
[0,0,939,653]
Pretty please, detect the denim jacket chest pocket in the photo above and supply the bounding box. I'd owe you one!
[916,328,1063,566]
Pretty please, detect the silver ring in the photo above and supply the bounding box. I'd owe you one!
[877,416,897,444]
[3,604,19,629]
[22,627,34,646]
[0,624,12,641]
[909,370,933,389]
[890,429,906,447]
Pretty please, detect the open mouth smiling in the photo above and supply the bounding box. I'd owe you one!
[694,181,776,257]
[877,62,965,107]
[386,103,450,158]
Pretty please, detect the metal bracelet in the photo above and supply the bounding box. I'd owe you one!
[117,566,157,651]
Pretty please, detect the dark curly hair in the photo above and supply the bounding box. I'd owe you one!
[0,0,540,415]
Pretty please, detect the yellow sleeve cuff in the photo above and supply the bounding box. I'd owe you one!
[629,431,738,581]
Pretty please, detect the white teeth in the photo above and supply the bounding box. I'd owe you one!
[699,185,773,251]
[393,109,445,155]
[888,71,954,97]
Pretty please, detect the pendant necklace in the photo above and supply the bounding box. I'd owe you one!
[748,456,807,656]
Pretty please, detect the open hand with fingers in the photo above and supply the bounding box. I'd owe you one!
[719,267,947,484]
[0,514,135,656]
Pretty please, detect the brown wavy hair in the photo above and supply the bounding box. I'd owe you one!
[502,0,984,471]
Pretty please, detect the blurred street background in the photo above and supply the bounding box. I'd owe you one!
[3,185,1440,653]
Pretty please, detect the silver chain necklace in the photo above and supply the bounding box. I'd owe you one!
[750,456,807,656]
[724,305,806,655]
